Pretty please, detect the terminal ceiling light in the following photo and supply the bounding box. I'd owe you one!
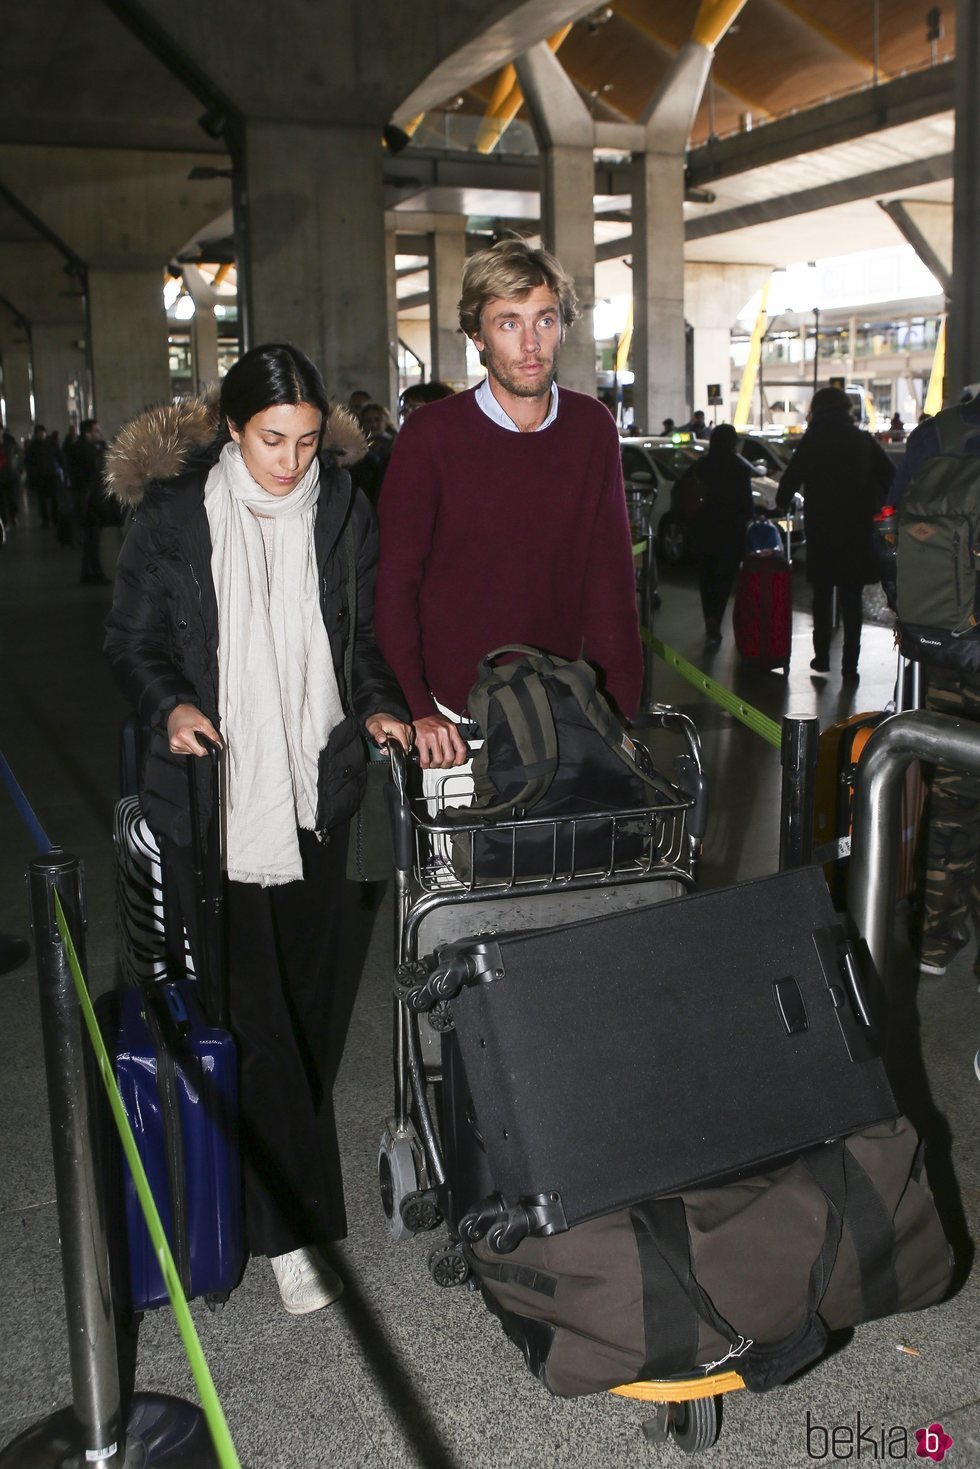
[586,5,614,32]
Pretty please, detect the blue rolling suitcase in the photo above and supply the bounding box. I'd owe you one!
[102,736,244,1312]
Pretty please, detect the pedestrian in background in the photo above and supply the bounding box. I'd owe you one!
[775,386,893,683]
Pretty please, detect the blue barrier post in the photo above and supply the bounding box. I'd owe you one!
[0,850,218,1468]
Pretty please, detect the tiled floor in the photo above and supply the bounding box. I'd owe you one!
[1,517,977,1467]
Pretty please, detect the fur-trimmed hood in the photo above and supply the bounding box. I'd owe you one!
[105,392,368,507]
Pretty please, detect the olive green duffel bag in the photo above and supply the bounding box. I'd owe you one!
[469,1115,953,1399]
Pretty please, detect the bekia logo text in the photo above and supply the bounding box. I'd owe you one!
[806,1412,954,1460]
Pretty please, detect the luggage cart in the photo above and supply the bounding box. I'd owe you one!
[377,710,728,1452]
[378,708,705,1231]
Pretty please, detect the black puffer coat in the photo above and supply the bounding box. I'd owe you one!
[103,396,409,848]
[775,408,894,585]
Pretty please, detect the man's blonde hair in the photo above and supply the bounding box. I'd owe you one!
[458,239,580,339]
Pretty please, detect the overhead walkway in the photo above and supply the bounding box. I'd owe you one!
[1,513,977,1467]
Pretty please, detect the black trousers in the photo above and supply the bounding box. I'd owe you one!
[225,825,350,1258]
[698,553,741,626]
[811,579,864,673]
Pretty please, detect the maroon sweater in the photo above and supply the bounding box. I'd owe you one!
[375,386,642,720]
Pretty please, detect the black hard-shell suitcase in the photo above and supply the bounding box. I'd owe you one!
[402,865,897,1252]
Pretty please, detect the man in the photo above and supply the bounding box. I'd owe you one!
[375,238,642,769]
[774,386,892,683]
[888,391,980,1001]
[680,410,710,440]
[74,419,109,585]
[24,424,61,528]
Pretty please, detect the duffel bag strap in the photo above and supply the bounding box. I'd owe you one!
[631,1146,851,1394]
[631,1198,705,1378]
[836,1147,902,1321]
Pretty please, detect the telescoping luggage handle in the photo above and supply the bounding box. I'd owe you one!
[185,731,228,1027]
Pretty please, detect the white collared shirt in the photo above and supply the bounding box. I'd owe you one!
[475,376,559,432]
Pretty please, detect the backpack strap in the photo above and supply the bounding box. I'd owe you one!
[934,405,980,456]
[547,658,666,801]
[450,657,559,822]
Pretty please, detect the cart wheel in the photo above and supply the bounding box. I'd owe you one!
[428,1245,471,1288]
[656,1396,719,1454]
[400,1189,443,1233]
[378,1126,421,1243]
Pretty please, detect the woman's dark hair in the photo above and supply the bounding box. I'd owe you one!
[705,422,737,456]
[810,386,851,417]
[220,343,329,429]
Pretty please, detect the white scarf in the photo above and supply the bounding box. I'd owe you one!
[204,441,343,886]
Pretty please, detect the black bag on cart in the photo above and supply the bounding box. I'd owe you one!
[467,1114,952,1398]
[400,866,897,1251]
[443,645,675,880]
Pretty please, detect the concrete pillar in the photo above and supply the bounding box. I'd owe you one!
[948,0,980,397]
[385,222,399,411]
[515,42,597,395]
[0,334,34,440]
[539,146,596,393]
[631,150,688,433]
[631,42,713,434]
[245,121,388,404]
[88,268,170,437]
[181,264,221,393]
[685,262,772,421]
[31,322,87,430]
[429,219,468,388]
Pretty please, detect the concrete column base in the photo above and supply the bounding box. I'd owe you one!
[632,150,687,435]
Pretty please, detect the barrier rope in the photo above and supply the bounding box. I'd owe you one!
[640,629,782,750]
[0,750,242,1469]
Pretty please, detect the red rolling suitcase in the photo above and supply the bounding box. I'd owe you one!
[733,551,793,672]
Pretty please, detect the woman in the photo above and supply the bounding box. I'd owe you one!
[775,386,893,681]
[104,344,412,1315]
[687,423,754,643]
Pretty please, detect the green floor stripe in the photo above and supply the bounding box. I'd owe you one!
[642,629,782,749]
[54,891,243,1469]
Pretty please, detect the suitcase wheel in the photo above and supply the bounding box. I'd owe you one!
[642,1396,719,1454]
[427,1244,471,1288]
[378,1124,425,1243]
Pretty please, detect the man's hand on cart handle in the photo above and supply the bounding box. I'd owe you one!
[364,713,415,754]
[167,703,222,756]
[412,714,469,770]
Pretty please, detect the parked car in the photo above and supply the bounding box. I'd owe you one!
[620,436,800,565]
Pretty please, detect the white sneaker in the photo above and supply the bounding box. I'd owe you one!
[918,959,948,977]
[270,1247,344,1316]
[974,1050,980,1083]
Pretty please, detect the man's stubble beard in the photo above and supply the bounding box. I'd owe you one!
[485,340,561,400]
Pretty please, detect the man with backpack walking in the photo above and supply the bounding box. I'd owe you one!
[374,238,642,770]
[890,392,980,1001]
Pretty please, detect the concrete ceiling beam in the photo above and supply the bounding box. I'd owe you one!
[877,199,952,296]
[687,62,953,185]
[392,1,600,122]
[684,152,953,239]
[513,40,594,149]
